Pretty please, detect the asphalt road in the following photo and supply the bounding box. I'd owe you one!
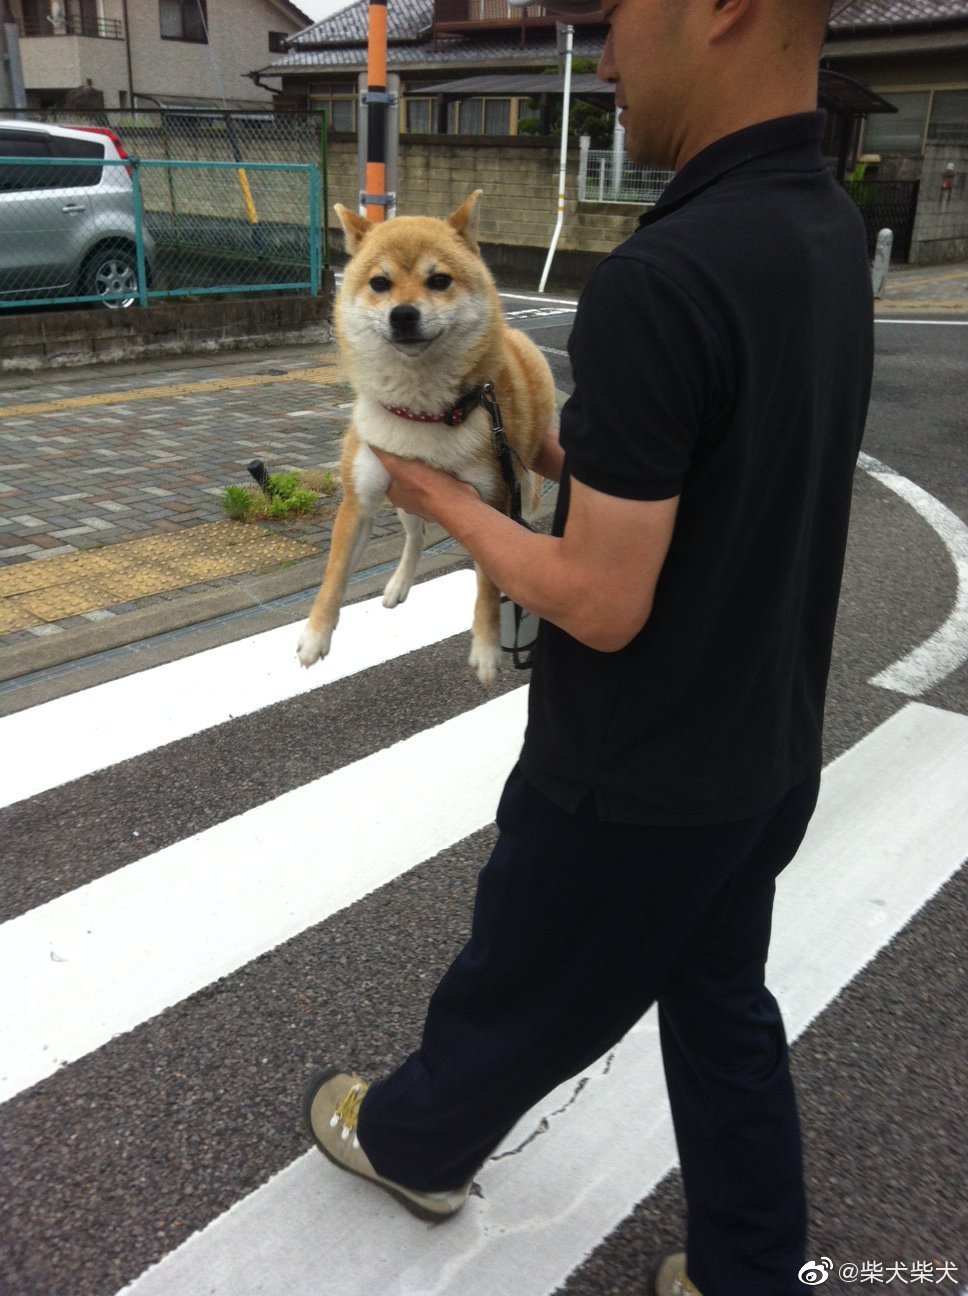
[0,302,965,1296]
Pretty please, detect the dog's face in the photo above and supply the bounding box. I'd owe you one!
[335,192,497,367]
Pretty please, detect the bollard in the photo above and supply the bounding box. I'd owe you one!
[247,459,275,499]
[872,228,893,300]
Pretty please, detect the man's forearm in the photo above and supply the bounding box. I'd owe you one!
[430,487,607,648]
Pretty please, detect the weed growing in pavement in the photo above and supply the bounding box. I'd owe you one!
[223,485,255,520]
[221,469,338,523]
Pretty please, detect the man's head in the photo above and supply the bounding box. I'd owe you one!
[589,0,831,169]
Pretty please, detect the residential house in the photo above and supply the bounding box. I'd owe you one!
[823,0,968,167]
[8,0,312,111]
[252,0,966,151]
[251,0,968,266]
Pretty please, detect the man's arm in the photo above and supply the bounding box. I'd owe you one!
[531,426,565,484]
[371,449,678,653]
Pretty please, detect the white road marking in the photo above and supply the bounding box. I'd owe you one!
[0,688,528,1104]
[499,290,578,308]
[539,346,570,358]
[860,452,968,695]
[875,318,968,326]
[115,702,968,1296]
[505,307,577,321]
[0,569,478,808]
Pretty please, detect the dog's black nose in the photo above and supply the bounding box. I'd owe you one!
[389,304,422,336]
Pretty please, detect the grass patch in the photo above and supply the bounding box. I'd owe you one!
[221,468,338,523]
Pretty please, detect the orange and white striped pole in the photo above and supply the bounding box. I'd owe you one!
[365,0,388,222]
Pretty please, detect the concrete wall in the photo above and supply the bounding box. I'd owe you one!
[326,134,641,261]
[0,285,334,373]
[911,141,968,265]
[125,0,281,107]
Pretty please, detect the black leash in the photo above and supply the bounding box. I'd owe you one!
[479,381,539,670]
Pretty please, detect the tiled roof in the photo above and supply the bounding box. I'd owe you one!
[285,0,432,46]
[260,0,968,75]
[257,30,606,73]
[830,0,968,28]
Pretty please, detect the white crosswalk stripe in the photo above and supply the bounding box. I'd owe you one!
[2,567,966,1296]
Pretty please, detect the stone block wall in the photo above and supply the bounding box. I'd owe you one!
[326,135,641,259]
[911,142,968,265]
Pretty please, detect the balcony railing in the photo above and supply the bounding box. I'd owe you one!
[20,15,124,39]
[433,0,602,39]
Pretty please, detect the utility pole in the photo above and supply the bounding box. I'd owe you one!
[1,0,28,113]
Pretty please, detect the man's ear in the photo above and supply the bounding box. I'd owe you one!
[335,203,373,255]
[709,0,753,40]
[447,190,484,253]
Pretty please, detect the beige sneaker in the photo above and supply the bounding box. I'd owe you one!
[302,1068,471,1224]
[655,1251,703,1296]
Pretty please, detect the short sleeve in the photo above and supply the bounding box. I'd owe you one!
[561,252,728,501]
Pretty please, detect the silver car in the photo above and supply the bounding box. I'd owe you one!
[0,120,156,308]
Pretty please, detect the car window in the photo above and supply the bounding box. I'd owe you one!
[0,131,104,192]
[0,131,53,192]
[49,136,105,188]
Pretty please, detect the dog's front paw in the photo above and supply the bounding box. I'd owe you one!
[382,569,412,609]
[297,623,332,668]
[469,637,502,687]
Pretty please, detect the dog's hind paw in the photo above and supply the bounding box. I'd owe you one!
[297,623,332,668]
[469,638,501,687]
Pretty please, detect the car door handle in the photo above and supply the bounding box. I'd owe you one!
[61,203,86,213]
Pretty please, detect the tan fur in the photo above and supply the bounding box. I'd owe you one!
[297,192,557,685]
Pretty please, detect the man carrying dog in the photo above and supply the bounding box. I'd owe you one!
[303,2,873,1292]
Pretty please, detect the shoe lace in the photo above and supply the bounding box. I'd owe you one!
[330,1080,369,1144]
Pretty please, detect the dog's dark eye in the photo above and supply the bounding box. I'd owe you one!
[427,273,452,292]
[369,275,391,294]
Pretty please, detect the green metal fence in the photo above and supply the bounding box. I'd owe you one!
[0,155,325,311]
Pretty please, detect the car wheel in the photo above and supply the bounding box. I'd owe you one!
[81,244,142,309]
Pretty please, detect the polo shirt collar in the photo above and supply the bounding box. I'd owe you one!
[638,111,827,228]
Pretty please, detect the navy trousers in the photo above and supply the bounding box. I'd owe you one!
[357,764,820,1296]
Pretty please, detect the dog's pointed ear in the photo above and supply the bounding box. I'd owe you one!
[447,190,483,253]
[335,203,373,256]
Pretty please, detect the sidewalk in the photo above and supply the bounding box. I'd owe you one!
[874,260,968,314]
[0,340,435,695]
[1,260,965,695]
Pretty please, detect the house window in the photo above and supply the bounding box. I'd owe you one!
[928,89,968,144]
[269,31,288,53]
[309,84,356,132]
[863,91,930,156]
[406,98,433,134]
[453,97,512,135]
[160,0,208,43]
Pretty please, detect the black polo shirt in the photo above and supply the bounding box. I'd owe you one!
[519,112,874,825]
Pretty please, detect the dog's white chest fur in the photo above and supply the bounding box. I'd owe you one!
[351,395,499,507]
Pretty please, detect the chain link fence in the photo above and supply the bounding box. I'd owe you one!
[0,110,330,310]
[0,154,324,310]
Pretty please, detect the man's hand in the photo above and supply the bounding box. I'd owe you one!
[370,448,479,523]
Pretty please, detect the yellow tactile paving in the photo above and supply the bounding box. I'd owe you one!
[0,553,114,597]
[876,299,968,312]
[0,362,344,420]
[0,602,43,635]
[14,580,121,621]
[0,521,318,626]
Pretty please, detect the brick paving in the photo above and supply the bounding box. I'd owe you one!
[0,344,409,650]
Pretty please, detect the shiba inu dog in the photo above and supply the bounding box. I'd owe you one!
[296,191,557,685]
